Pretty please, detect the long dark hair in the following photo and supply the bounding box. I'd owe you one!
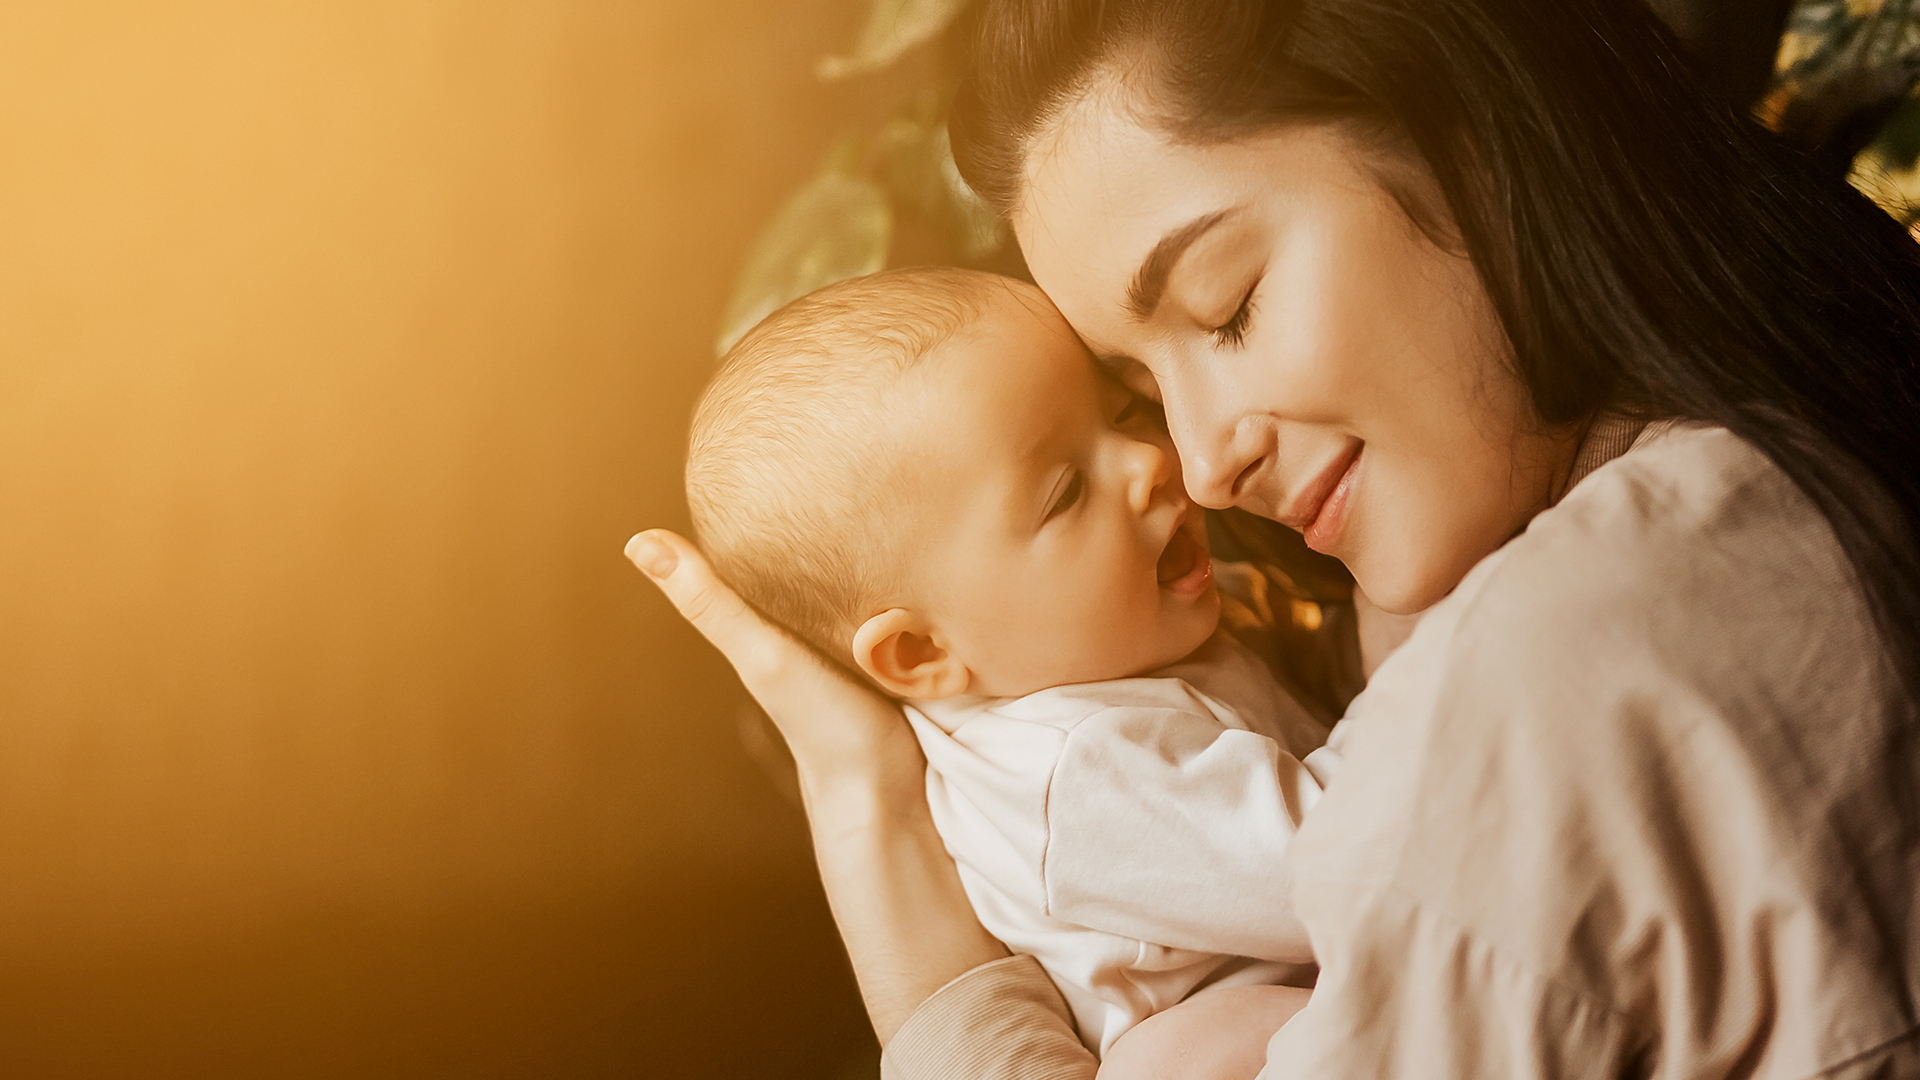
[951,0,1920,698]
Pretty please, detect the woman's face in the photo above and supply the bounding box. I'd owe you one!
[1014,102,1583,614]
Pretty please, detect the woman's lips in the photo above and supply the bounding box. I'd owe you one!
[1274,441,1367,545]
[1156,516,1213,595]
[1302,445,1362,554]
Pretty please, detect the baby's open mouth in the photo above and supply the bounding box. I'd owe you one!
[1156,524,1211,593]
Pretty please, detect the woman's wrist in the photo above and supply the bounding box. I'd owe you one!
[791,716,926,810]
[804,772,1010,1043]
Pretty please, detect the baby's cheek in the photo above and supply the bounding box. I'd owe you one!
[1080,582,1173,665]
[1002,592,1128,680]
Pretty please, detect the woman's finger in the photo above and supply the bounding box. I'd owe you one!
[626,529,910,764]
[625,529,777,672]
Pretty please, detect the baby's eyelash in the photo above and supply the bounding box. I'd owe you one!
[1047,471,1084,520]
[1209,288,1257,349]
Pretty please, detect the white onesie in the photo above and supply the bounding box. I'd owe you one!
[906,631,1346,1055]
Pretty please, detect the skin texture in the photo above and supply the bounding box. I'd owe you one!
[1017,98,1585,614]
[853,281,1221,700]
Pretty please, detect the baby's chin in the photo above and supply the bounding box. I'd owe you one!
[1145,590,1224,671]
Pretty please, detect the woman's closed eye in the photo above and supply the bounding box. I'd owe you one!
[1209,285,1257,349]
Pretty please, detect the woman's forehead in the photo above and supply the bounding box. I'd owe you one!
[1016,110,1195,311]
[1016,118,1358,323]
[1017,88,1175,231]
[1015,117,1259,343]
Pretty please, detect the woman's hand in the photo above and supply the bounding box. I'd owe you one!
[625,529,922,793]
[627,529,1007,1041]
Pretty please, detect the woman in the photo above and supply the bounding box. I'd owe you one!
[631,0,1920,1074]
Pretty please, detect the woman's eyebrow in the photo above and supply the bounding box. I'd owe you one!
[1124,208,1237,322]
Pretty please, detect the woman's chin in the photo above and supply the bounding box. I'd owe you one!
[1351,562,1449,617]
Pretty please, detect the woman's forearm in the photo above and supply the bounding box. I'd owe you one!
[626,531,1007,1042]
[809,762,1095,1080]
[799,735,1009,1044]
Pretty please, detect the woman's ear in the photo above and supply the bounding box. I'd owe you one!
[851,609,971,700]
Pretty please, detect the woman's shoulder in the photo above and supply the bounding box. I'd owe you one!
[1536,422,1820,569]
[1463,422,1861,661]
[1573,419,1806,520]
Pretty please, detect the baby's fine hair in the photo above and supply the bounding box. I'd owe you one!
[686,266,1011,664]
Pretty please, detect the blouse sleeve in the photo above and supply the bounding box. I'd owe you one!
[880,954,1097,1080]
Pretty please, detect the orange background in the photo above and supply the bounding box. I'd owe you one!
[0,3,885,1075]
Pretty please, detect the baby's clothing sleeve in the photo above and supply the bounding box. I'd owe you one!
[1040,697,1320,962]
[909,634,1336,1052]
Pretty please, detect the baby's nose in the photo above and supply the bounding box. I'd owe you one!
[1126,440,1173,513]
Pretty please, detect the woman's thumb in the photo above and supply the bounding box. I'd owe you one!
[625,530,680,580]
[626,529,767,662]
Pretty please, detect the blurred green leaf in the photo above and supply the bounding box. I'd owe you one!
[1870,84,1920,166]
[817,0,972,80]
[1769,0,1920,189]
[715,168,892,356]
[877,111,1006,259]
[1782,0,1857,75]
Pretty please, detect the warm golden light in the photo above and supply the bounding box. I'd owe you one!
[0,2,884,1075]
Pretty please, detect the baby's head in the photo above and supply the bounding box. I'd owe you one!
[687,267,1218,700]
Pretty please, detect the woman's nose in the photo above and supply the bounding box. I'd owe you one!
[1168,403,1267,511]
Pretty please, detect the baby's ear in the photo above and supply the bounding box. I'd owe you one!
[852,609,971,700]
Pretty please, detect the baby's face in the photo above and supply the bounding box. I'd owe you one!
[899,283,1220,698]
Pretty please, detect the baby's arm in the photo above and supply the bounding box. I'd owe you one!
[1097,985,1311,1080]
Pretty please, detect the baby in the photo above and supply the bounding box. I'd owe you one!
[686,267,1344,1076]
